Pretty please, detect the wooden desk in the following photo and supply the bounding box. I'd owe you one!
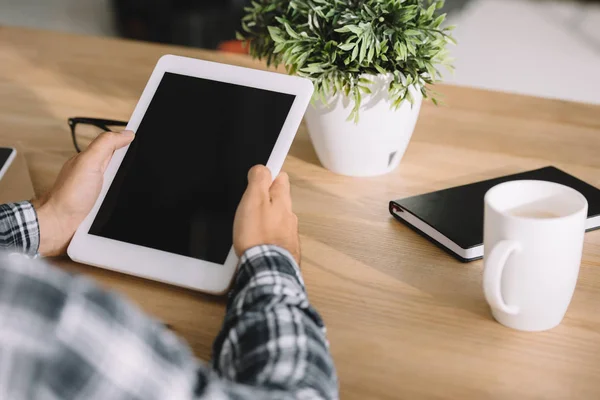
[1,26,600,399]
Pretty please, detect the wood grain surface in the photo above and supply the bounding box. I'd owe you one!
[1,26,600,399]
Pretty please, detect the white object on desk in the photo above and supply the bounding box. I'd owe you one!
[68,55,314,294]
[483,180,588,331]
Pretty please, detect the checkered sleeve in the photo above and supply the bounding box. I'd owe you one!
[0,246,337,400]
[212,245,339,399]
[0,201,40,256]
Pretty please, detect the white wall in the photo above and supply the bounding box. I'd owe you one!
[445,0,600,105]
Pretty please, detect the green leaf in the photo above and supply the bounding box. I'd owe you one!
[406,89,414,105]
[300,64,325,73]
[347,25,363,35]
[359,85,372,94]
[338,42,356,51]
[335,24,361,34]
[351,41,360,61]
[374,63,387,74]
[235,31,245,41]
[273,43,286,53]
[367,45,375,63]
[315,6,326,18]
[398,71,407,85]
[291,44,305,54]
[318,88,327,104]
[334,77,342,91]
[399,43,407,60]
[307,12,314,30]
[268,26,285,42]
[399,10,416,24]
[364,5,376,18]
[359,37,368,63]
[283,22,300,39]
[433,14,446,29]
[426,3,436,18]
[425,63,437,80]
[404,29,421,37]
[322,78,330,95]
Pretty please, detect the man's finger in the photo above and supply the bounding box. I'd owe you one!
[237,165,271,210]
[270,172,292,209]
[83,131,135,166]
[246,165,272,199]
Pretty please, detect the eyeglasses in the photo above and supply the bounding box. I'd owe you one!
[68,117,129,153]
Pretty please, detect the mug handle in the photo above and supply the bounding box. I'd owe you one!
[483,240,521,315]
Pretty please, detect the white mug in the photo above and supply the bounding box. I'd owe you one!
[483,180,588,331]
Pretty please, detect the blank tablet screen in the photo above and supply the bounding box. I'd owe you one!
[89,72,296,264]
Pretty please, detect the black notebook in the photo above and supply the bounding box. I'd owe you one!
[389,166,600,262]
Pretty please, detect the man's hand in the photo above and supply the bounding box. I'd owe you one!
[32,131,135,256]
[233,165,300,264]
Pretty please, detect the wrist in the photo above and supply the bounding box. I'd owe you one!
[31,198,67,257]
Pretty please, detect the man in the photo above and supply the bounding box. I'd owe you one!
[0,131,338,399]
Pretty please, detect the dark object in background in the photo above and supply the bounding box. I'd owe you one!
[110,0,476,50]
[68,117,128,153]
[112,0,247,49]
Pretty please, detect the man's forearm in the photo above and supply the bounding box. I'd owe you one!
[0,201,40,256]
[0,199,338,397]
[212,245,339,399]
[0,245,338,399]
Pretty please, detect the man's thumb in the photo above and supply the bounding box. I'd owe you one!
[245,165,272,202]
[84,131,135,166]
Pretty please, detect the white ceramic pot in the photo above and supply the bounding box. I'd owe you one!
[304,74,423,177]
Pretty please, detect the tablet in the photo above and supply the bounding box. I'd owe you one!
[68,55,313,294]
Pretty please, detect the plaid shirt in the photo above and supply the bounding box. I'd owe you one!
[0,201,338,400]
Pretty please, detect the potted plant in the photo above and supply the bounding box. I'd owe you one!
[239,0,455,176]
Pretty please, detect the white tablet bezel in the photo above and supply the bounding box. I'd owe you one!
[67,55,313,294]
